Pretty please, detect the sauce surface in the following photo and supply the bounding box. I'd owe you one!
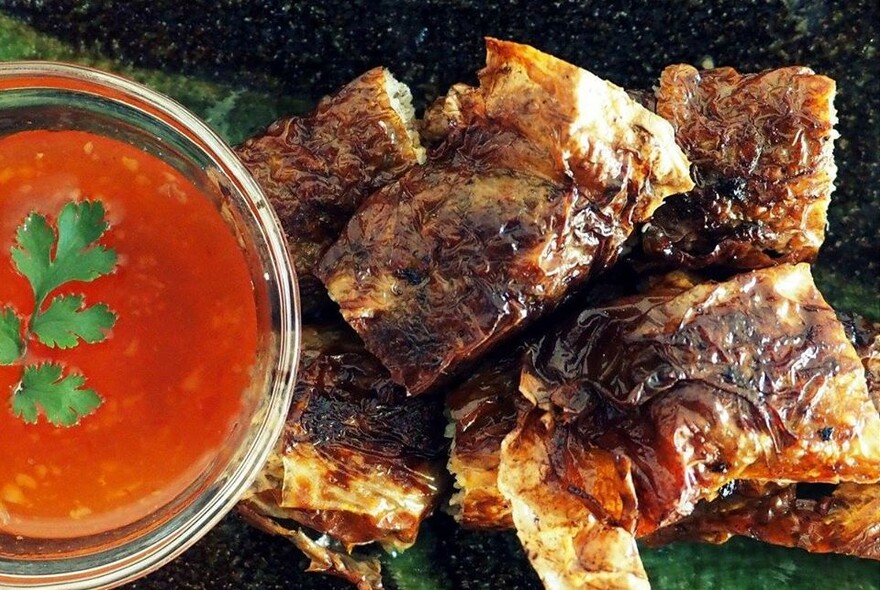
[0,130,258,537]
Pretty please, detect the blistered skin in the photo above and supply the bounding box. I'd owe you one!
[319,38,693,395]
[642,65,837,270]
[643,481,880,560]
[445,278,636,530]
[241,323,447,554]
[235,68,424,315]
[502,264,880,588]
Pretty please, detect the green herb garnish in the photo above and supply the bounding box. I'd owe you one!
[31,295,116,350]
[0,307,23,365]
[11,364,103,426]
[1,200,118,427]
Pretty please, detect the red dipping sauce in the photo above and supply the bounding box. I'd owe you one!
[0,129,259,537]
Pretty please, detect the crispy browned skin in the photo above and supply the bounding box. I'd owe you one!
[235,68,424,315]
[445,277,636,530]
[318,39,693,395]
[500,264,880,589]
[241,322,447,553]
[644,315,880,559]
[641,65,837,270]
[643,481,880,559]
[455,310,880,561]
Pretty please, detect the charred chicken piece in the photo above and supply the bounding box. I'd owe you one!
[318,38,693,395]
[240,321,447,588]
[500,264,880,589]
[642,480,880,560]
[235,68,425,315]
[644,315,880,559]
[641,65,837,270]
[445,276,636,530]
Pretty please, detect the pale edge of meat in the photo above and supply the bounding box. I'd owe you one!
[243,422,438,553]
[280,443,439,551]
[497,411,650,590]
[445,430,513,529]
[383,70,427,165]
[241,454,384,590]
[481,38,694,211]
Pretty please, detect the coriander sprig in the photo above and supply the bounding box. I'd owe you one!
[2,200,118,427]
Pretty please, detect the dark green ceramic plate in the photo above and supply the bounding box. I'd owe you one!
[1,5,877,589]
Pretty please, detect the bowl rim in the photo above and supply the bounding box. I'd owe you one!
[0,60,301,589]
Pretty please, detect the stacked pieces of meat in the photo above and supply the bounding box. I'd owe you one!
[235,67,425,316]
[503,264,880,588]
[317,38,693,395]
[240,323,446,589]
[235,37,877,590]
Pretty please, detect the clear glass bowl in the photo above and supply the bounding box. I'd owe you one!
[0,62,300,588]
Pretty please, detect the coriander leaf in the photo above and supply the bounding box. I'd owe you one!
[31,295,117,349]
[10,212,55,303]
[11,201,117,307]
[0,307,24,365]
[11,363,102,427]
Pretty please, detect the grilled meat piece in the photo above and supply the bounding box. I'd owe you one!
[643,480,880,560]
[240,322,447,556]
[641,65,837,270]
[446,347,520,530]
[500,264,880,589]
[499,408,649,590]
[644,315,880,559]
[318,38,693,395]
[235,68,425,315]
[445,275,636,530]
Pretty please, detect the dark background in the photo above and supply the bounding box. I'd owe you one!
[2,1,878,588]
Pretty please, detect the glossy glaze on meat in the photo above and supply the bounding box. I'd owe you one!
[445,275,637,530]
[641,65,837,270]
[318,38,693,395]
[500,264,880,588]
[235,68,424,315]
[241,322,447,554]
[643,480,880,560]
[643,314,880,559]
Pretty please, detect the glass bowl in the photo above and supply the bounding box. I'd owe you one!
[0,62,300,588]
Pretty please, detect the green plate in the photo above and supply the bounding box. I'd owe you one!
[1,8,877,590]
